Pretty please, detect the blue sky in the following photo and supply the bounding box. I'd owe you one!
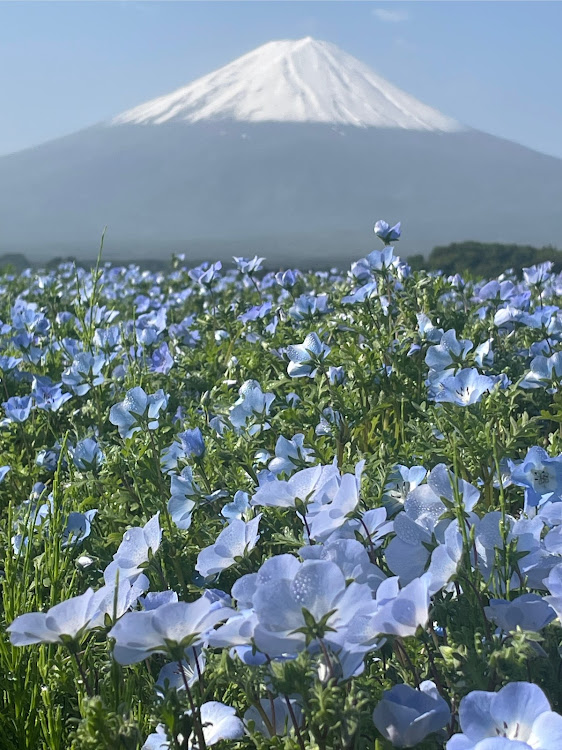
[1,1,561,158]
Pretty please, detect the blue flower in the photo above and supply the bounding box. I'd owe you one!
[149,342,174,375]
[286,332,330,378]
[2,395,32,424]
[484,594,556,633]
[177,427,205,458]
[447,682,562,749]
[196,515,261,577]
[61,352,105,396]
[31,377,71,412]
[72,438,104,471]
[233,255,264,275]
[229,380,274,433]
[433,368,497,406]
[108,594,232,664]
[109,386,168,439]
[62,509,98,547]
[372,680,450,748]
[374,219,401,245]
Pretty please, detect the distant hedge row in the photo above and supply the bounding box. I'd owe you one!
[1,240,562,278]
[408,241,562,278]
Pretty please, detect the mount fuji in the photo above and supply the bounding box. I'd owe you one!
[1,37,561,263]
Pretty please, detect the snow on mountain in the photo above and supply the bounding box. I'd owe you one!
[112,37,464,132]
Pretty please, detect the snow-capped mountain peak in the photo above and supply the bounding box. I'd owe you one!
[112,37,464,132]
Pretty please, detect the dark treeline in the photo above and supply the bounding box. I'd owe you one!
[1,240,562,278]
[408,241,562,278]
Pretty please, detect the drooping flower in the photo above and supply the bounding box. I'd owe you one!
[372,680,450,748]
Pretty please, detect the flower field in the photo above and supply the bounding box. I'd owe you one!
[2,222,562,749]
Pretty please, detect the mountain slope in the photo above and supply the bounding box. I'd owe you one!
[0,37,561,263]
[113,37,463,132]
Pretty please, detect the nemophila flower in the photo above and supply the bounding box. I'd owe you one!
[72,438,104,471]
[234,255,264,275]
[104,513,162,585]
[433,368,497,406]
[62,509,98,547]
[156,648,206,695]
[109,386,168,439]
[0,465,10,482]
[425,329,474,373]
[244,696,303,737]
[542,563,562,622]
[141,591,179,611]
[509,447,562,506]
[374,219,401,245]
[275,268,298,289]
[353,574,431,640]
[523,262,553,287]
[198,261,222,288]
[0,354,22,371]
[178,427,205,458]
[307,470,362,542]
[61,352,105,396]
[521,352,562,390]
[372,680,450,748]
[8,588,106,646]
[142,725,170,750]
[2,395,33,424]
[382,465,427,515]
[196,515,261,577]
[446,682,562,749]
[328,365,346,385]
[484,594,556,633]
[190,702,244,747]
[36,443,65,472]
[268,433,316,476]
[286,332,330,378]
[299,538,386,592]
[251,555,374,657]
[229,380,274,433]
[31,376,71,412]
[149,342,174,374]
[289,292,330,321]
[168,467,198,530]
[251,463,339,509]
[221,491,250,522]
[108,594,232,664]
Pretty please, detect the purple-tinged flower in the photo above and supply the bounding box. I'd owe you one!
[268,433,315,476]
[275,269,298,289]
[372,680,450,748]
[62,509,98,547]
[177,427,205,458]
[32,377,71,412]
[149,342,174,375]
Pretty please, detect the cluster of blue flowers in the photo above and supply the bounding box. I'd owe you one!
[2,224,562,749]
